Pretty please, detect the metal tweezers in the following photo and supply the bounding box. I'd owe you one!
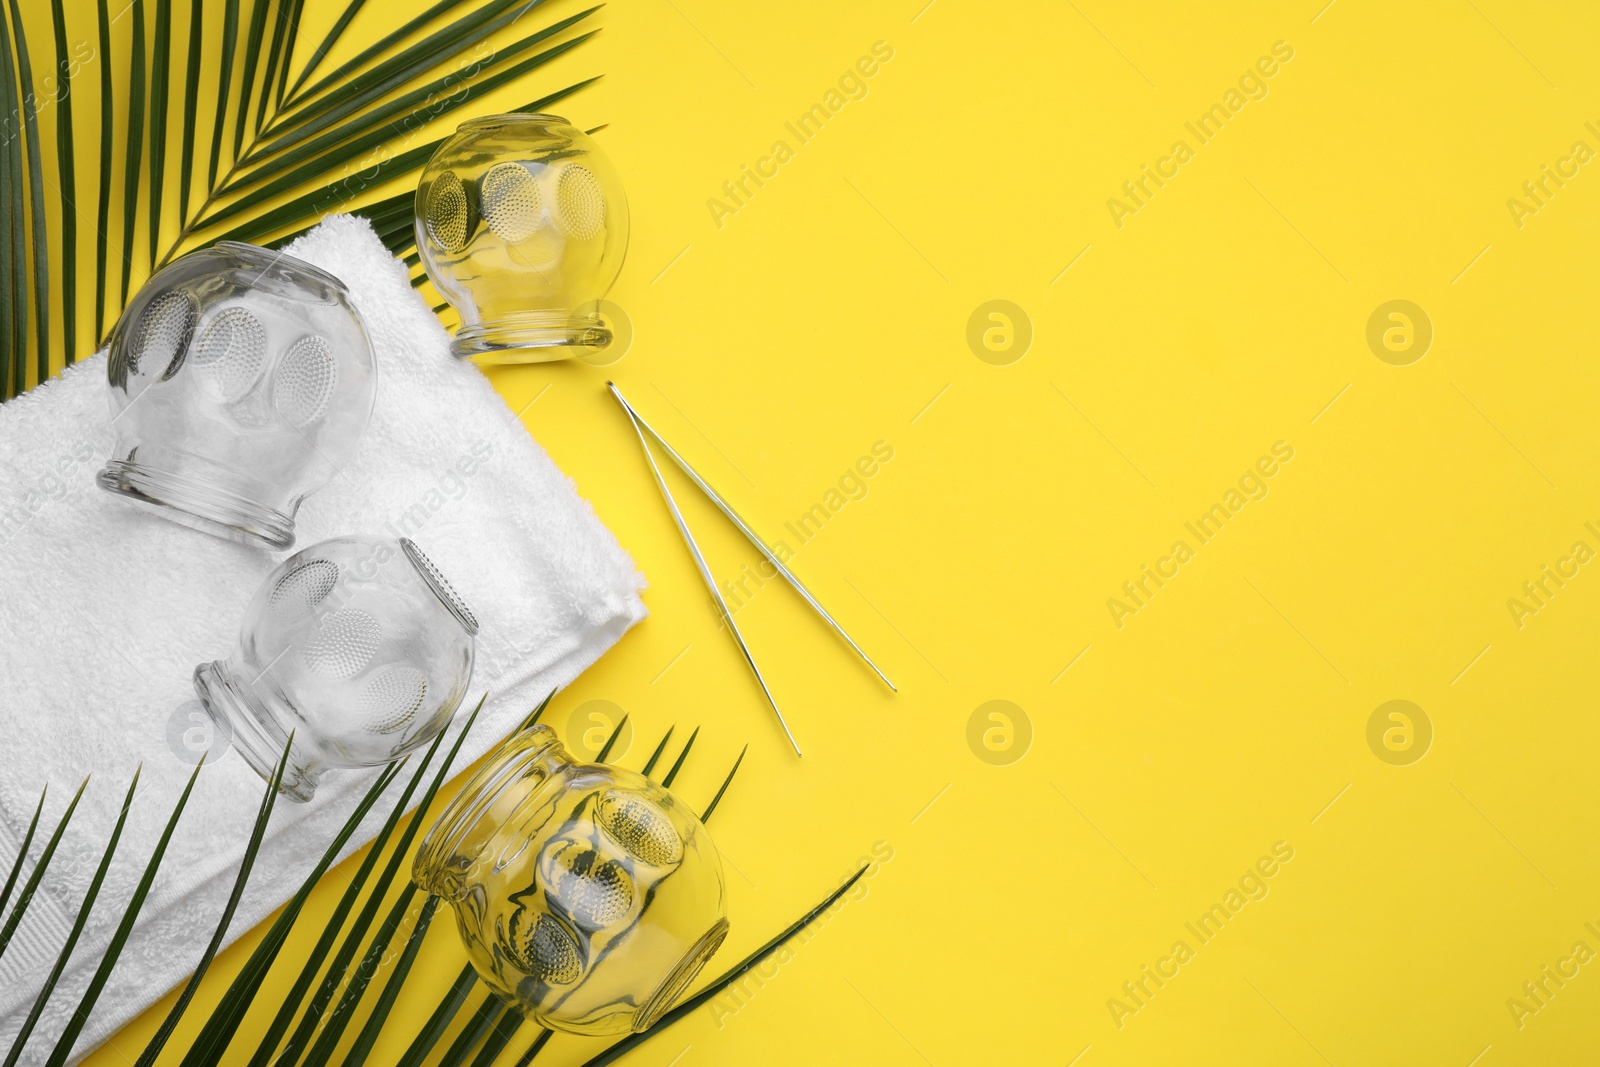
[607,382,896,757]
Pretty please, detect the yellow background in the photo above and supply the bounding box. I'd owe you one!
[25,0,1597,1062]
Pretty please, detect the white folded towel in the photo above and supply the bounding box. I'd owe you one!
[0,214,646,1064]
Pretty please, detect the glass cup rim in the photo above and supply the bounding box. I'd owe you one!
[457,112,570,132]
[213,240,350,295]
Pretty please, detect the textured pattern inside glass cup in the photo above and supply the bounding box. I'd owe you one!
[273,334,339,429]
[508,910,582,984]
[548,844,634,927]
[269,558,340,619]
[360,664,430,734]
[426,170,473,252]
[481,161,545,243]
[402,538,480,634]
[597,791,684,867]
[301,608,383,679]
[192,306,268,403]
[133,291,198,381]
[553,163,606,240]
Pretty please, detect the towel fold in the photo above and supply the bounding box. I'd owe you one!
[0,214,646,1064]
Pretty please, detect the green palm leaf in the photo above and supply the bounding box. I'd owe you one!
[230,0,270,160]
[394,966,479,1067]
[167,759,406,1067]
[47,0,76,363]
[1,0,21,396]
[296,885,422,1067]
[203,0,239,193]
[572,866,874,1067]
[459,1005,524,1067]
[117,0,145,308]
[0,680,817,1067]
[661,726,701,787]
[520,689,558,730]
[0,787,46,921]
[92,0,112,341]
[271,697,485,1067]
[595,712,630,763]
[198,59,598,232]
[236,14,600,182]
[282,0,363,103]
[509,1029,553,1067]
[0,776,89,963]
[3,769,142,1067]
[285,0,456,108]
[42,759,207,1067]
[180,698,483,1067]
[435,994,503,1067]
[177,0,203,217]
[270,0,304,107]
[254,0,293,132]
[284,0,540,128]
[641,726,676,777]
[4,0,49,386]
[176,62,596,262]
[147,0,171,264]
[240,758,440,1067]
[700,745,748,823]
[340,894,442,1067]
[132,736,298,1067]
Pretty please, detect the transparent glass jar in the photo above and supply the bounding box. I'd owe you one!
[413,724,729,1035]
[415,114,629,363]
[98,241,377,549]
[195,535,477,802]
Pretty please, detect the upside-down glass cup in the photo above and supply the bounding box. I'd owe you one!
[98,242,377,549]
[415,114,629,363]
[194,535,477,802]
[413,724,729,1035]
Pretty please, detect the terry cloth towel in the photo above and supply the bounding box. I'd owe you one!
[0,214,646,1064]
